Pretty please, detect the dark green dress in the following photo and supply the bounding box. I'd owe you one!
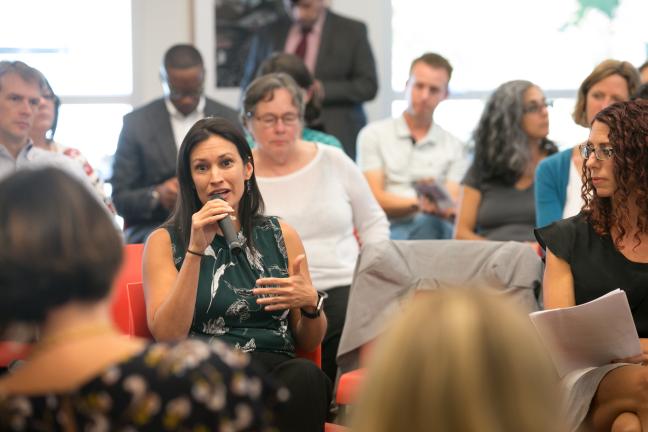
[168,217,296,356]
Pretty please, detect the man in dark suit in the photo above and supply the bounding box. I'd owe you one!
[241,0,378,160]
[112,44,239,243]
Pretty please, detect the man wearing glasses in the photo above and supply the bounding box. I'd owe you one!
[112,44,239,243]
[356,52,468,240]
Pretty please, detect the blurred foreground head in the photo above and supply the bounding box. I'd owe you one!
[0,168,122,326]
[352,287,565,432]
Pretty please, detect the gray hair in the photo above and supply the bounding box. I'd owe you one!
[0,60,45,92]
[240,73,305,126]
[472,80,543,185]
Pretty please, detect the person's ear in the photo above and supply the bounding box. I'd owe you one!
[244,159,254,181]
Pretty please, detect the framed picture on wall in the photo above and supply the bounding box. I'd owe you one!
[194,0,285,89]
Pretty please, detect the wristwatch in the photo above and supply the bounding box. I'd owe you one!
[150,188,160,209]
[300,291,327,319]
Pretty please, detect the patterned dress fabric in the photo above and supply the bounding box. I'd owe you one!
[169,217,296,356]
[0,339,280,431]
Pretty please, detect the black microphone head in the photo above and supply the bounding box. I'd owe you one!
[208,193,243,255]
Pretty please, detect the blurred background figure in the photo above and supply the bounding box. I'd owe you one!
[0,168,279,431]
[112,44,239,244]
[352,287,564,432]
[357,52,468,240]
[534,60,640,228]
[242,73,389,384]
[454,80,557,242]
[255,52,343,150]
[633,82,648,100]
[29,74,115,213]
[241,0,378,159]
[638,60,648,84]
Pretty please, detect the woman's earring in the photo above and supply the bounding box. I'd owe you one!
[246,180,251,194]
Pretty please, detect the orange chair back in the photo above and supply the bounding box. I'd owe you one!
[110,243,144,334]
[126,282,153,339]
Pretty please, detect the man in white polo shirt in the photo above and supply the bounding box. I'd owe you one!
[357,52,468,240]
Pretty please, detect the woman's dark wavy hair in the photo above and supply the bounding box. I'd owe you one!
[163,117,265,253]
[582,99,648,249]
[472,80,557,186]
[0,168,123,325]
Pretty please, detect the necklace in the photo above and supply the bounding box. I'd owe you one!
[33,322,118,355]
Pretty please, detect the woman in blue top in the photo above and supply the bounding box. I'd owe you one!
[143,117,331,432]
[534,59,640,228]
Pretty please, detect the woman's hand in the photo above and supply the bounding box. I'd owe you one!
[253,254,318,312]
[187,198,235,253]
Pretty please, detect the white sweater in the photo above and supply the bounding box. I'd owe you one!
[258,144,389,290]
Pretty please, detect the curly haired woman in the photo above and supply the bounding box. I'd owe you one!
[536,100,648,432]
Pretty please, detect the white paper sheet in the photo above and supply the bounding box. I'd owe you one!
[529,289,641,377]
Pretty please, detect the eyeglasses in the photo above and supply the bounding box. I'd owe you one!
[168,87,203,101]
[522,99,553,114]
[579,143,614,161]
[249,112,300,128]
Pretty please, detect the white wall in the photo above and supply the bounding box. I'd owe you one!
[131,0,193,104]
[131,0,391,122]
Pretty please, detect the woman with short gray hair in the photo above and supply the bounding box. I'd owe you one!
[242,73,389,385]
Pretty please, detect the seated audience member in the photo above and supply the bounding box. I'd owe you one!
[357,52,468,240]
[639,59,648,84]
[454,80,557,242]
[0,168,279,431]
[143,117,331,432]
[534,60,640,228]
[252,52,342,150]
[535,100,648,432]
[112,44,240,244]
[0,61,87,184]
[352,288,564,432]
[241,73,389,384]
[633,82,648,100]
[29,74,115,213]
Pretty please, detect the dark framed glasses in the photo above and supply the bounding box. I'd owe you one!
[579,143,614,161]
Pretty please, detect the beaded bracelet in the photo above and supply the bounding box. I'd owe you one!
[186,249,205,257]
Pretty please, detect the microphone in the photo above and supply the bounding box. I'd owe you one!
[209,193,243,255]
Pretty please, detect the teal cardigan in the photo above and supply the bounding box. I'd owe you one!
[534,147,572,228]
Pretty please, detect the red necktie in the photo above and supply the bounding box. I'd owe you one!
[294,27,311,60]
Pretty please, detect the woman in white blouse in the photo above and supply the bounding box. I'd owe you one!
[241,73,389,383]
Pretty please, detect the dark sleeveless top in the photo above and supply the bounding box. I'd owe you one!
[535,213,648,337]
[167,217,296,356]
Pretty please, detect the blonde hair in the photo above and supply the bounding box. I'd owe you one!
[572,59,640,127]
[352,288,565,432]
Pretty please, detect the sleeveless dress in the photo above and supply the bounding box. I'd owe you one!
[168,216,296,357]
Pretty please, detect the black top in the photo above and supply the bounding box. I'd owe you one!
[463,164,536,242]
[535,213,648,337]
[0,339,280,431]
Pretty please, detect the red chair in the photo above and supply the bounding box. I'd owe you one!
[110,243,144,334]
[0,341,31,368]
[126,282,153,339]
